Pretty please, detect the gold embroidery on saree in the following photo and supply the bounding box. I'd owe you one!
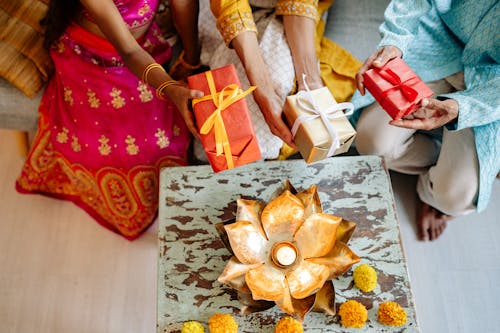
[137,82,153,102]
[98,171,138,219]
[138,3,151,16]
[64,87,74,106]
[71,135,82,152]
[173,125,180,136]
[110,88,125,108]
[131,169,156,207]
[98,135,112,155]
[125,135,139,155]
[155,129,170,148]
[87,89,101,108]
[57,127,69,143]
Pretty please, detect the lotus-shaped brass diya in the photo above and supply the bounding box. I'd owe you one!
[217,182,360,320]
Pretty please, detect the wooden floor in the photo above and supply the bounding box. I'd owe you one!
[1,129,499,333]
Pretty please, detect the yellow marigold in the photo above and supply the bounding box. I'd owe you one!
[353,263,378,292]
[274,316,304,333]
[338,300,368,328]
[378,301,407,326]
[208,313,238,333]
[181,321,205,333]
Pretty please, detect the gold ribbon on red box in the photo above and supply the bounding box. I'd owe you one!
[192,70,256,170]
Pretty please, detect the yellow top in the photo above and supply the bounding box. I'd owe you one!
[210,0,318,46]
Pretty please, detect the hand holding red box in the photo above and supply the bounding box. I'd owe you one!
[362,57,433,120]
[188,64,261,172]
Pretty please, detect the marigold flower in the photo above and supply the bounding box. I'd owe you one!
[208,313,238,333]
[338,300,368,328]
[181,321,205,333]
[378,301,407,326]
[353,263,377,292]
[274,316,304,333]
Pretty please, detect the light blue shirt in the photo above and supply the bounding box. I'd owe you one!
[352,0,500,212]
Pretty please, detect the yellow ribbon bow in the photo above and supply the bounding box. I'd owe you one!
[192,71,256,169]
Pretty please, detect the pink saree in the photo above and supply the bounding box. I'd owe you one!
[16,0,190,240]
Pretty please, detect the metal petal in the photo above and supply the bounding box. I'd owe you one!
[222,274,251,293]
[225,221,267,264]
[286,260,330,299]
[245,264,287,302]
[312,280,336,316]
[237,291,275,314]
[290,294,316,321]
[214,219,236,254]
[295,184,323,216]
[294,213,342,259]
[236,198,267,240]
[260,191,305,239]
[283,180,298,194]
[274,279,295,316]
[218,257,262,285]
[307,241,360,279]
[336,219,357,244]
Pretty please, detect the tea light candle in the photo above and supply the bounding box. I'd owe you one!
[271,242,298,267]
[276,246,297,266]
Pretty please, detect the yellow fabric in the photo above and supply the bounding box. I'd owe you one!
[316,0,362,103]
[211,0,318,46]
[210,0,257,46]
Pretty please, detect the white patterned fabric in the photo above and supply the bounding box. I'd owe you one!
[198,1,295,160]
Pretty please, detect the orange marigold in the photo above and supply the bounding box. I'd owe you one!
[338,300,368,328]
[274,316,304,333]
[208,313,238,333]
[353,263,377,292]
[378,301,407,326]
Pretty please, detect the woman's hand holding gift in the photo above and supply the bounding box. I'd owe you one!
[164,84,204,138]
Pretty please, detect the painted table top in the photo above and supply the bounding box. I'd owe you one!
[157,156,419,332]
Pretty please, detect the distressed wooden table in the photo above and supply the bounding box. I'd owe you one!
[157,156,419,332]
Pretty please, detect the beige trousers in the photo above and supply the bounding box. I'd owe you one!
[356,72,478,216]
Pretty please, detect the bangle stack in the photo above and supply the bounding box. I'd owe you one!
[156,80,181,101]
[142,63,165,83]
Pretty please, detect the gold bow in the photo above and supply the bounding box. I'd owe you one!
[192,71,256,169]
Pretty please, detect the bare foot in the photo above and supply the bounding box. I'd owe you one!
[416,198,453,241]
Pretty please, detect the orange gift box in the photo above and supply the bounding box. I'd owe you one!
[188,64,261,172]
[362,57,433,120]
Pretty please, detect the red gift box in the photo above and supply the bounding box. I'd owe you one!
[362,57,433,120]
[187,64,261,172]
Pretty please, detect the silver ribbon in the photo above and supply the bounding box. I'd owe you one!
[291,74,354,158]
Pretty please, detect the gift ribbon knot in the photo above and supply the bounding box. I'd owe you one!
[292,74,354,158]
[192,71,256,169]
[378,67,420,102]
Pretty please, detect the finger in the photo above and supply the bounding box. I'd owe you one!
[189,89,204,99]
[420,98,430,108]
[186,118,200,139]
[372,47,399,68]
[389,118,427,130]
[273,119,296,149]
[356,49,387,93]
[356,73,366,95]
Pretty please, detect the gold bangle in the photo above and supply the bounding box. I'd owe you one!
[156,80,181,100]
[176,50,202,70]
[142,63,165,83]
